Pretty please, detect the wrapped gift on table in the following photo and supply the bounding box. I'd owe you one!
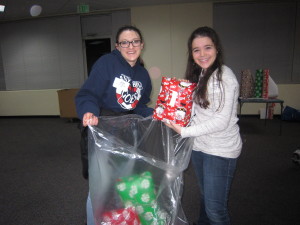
[101,207,141,225]
[116,171,167,225]
[153,77,196,126]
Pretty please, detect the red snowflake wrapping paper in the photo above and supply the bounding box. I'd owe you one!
[101,207,141,225]
[153,77,196,127]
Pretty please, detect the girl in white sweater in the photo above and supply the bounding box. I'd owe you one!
[166,26,242,225]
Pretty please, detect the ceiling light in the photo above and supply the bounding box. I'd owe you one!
[30,5,42,17]
[0,5,5,12]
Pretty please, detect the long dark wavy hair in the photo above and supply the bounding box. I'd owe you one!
[185,26,224,109]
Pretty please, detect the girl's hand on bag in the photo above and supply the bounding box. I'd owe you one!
[83,112,98,127]
[164,120,182,135]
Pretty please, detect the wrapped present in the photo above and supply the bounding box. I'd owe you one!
[153,77,196,126]
[116,171,167,225]
[101,207,141,225]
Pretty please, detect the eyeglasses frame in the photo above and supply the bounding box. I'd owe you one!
[118,40,142,48]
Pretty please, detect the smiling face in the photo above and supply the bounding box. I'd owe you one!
[115,30,144,67]
[191,36,217,72]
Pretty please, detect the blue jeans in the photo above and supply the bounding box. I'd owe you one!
[191,151,237,225]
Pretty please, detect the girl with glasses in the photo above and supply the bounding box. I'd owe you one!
[75,25,153,225]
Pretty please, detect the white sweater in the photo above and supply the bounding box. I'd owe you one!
[181,65,242,158]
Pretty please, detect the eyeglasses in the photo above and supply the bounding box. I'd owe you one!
[118,40,142,48]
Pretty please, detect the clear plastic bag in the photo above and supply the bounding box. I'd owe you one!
[88,114,194,225]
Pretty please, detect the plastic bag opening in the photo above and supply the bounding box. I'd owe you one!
[88,114,194,225]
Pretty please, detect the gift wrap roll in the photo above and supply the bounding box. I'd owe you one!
[116,171,167,225]
[254,69,263,98]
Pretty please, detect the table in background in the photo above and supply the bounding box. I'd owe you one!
[238,97,284,135]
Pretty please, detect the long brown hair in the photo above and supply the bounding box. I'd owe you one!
[185,26,224,108]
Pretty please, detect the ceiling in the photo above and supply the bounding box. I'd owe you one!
[0,0,224,22]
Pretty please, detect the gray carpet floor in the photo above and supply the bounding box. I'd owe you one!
[0,116,299,225]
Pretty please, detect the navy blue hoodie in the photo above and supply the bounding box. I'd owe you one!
[75,49,153,120]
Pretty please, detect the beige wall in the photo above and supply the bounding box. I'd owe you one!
[0,2,299,116]
[0,90,60,116]
[132,3,212,107]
